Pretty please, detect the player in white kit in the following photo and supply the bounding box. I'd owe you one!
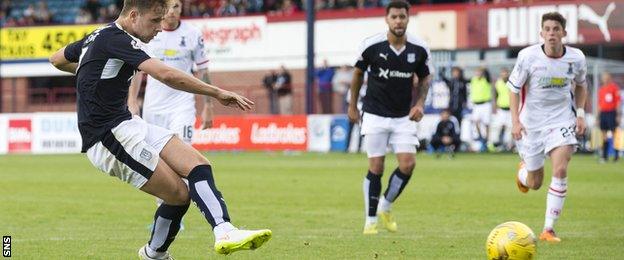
[509,12,587,243]
[129,0,213,142]
[127,0,210,236]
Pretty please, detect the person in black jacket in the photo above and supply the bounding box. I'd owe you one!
[440,66,468,127]
[431,109,461,153]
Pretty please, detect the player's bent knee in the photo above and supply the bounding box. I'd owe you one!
[166,185,190,205]
[369,165,384,175]
[399,161,415,174]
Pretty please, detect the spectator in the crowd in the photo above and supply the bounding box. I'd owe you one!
[469,67,493,149]
[263,70,279,115]
[280,0,298,15]
[276,65,293,114]
[246,0,263,13]
[1,0,12,15]
[75,7,93,24]
[107,4,121,20]
[489,68,513,151]
[21,4,36,25]
[598,72,621,162]
[0,9,7,27]
[440,66,468,127]
[316,59,335,114]
[95,7,109,23]
[332,65,353,113]
[216,0,238,16]
[84,0,102,21]
[33,1,52,24]
[430,109,461,155]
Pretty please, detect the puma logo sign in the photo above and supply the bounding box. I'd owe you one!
[379,53,388,60]
[579,2,616,42]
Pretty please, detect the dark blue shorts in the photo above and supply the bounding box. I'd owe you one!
[600,111,617,130]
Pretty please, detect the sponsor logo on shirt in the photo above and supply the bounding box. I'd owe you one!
[539,77,569,89]
[378,68,413,79]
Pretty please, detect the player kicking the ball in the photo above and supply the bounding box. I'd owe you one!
[509,12,588,243]
[49,0,271,258]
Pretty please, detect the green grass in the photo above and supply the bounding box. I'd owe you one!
[1,152,623,259]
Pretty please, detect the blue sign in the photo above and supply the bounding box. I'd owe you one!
[330,115,350,152]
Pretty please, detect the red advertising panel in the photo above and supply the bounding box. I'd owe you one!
[193,115,307,151]
[462,1,623,49]
[8,119,32,153]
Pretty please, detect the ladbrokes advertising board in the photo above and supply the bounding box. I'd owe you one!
[193,115,307,151]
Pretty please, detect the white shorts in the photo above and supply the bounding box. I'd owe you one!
[516,122,578,171]
[86,116,175,188]
[494,109,512,128]
[471,103,492,125]
[143,110,195,144]
[361,112,419,158]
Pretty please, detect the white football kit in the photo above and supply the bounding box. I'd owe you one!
[507,44,587,170]
[142,22,209,144]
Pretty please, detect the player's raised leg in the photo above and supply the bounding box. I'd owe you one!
[540,145,573,243]
[517,159,544,193]
[159,137,272,254]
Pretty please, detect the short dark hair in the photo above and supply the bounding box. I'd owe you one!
[541,12,566,29]
[386,0,410,15]
[120,0,170,15]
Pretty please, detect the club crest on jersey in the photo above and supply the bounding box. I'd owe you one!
[180,36,186,47]
[567,63,573,75]
[407,53,415,63]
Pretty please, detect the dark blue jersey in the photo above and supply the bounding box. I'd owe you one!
[355,33,432,118]
[64,23,152,152]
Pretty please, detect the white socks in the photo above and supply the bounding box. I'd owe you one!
[213,222,237,239]
[544,177,567,230]
[378,196,392,213]
[366,216,378,224]
[518,165,528,186]
[145,244,165,258]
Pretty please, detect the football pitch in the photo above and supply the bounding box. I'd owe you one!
[1,152,622,259]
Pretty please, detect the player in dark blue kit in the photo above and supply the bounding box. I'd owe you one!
[347,0,433,235]
[49,0,271,258]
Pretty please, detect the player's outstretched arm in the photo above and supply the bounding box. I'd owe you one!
[138,58,253,111]
[49,47,78,74]
[348,68,365,123]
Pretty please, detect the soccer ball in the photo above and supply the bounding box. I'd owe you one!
[486,221,537,260]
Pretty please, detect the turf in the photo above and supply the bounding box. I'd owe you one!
[0,152,622,259]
